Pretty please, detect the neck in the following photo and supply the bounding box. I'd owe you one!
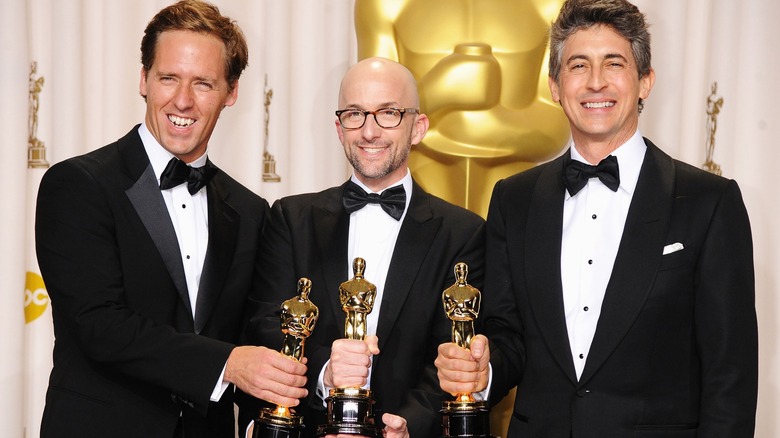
[354,169,408,193]
[572,132,634,164]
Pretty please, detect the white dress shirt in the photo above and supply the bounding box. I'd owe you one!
[316,170,412,402]
[139,123,227,401]
[561,130,646,380]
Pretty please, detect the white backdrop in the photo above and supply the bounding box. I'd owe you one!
[1,1,777,437]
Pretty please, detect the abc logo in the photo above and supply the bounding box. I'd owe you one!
[24,271,49,323]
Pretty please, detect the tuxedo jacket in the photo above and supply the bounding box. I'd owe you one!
[483,139,757,437]
[242,180,485,437]
[35,126,269,438]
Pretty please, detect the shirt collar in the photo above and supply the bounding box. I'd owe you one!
[570,130,646,195]
[138,122,208,182]
[349,169,413,214]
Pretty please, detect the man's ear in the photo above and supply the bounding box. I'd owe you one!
[548,76,560,103]
[139,67,148,99]
[410,113,429,145]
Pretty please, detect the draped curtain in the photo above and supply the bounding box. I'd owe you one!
[1,1,777,437]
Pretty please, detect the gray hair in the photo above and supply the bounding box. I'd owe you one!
[549,0,652,84]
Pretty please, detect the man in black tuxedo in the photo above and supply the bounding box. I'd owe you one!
[243,57,485,437]
[435,0,758,437]
[35,2,308,437]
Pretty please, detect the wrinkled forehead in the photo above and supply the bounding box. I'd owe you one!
[563,25,634,63]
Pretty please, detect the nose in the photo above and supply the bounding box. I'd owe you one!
[360,113,382,140]
[173,83,195,109]
[586,66,608,91]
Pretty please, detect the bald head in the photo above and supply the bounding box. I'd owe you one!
[338,57,420,108]
[334,57,428,192]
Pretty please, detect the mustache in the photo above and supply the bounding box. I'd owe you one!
[354,140,391,148]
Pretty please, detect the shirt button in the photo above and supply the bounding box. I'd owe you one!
[579,353,584,359]
[592,214,597,219]
[583,306,589,311]
[181,204,186,209]
[588,259,593,265]
[186,255,191,260]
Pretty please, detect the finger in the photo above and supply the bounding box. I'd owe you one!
[438,342,472,360]
[470,335,488,359]
[249,379,307,407]
[382,413,405,430]
[271,352,308,375]
[330,349,373,369]
[328,355,371,388]
[332,338,371,354]
[434,354,479,373]
[382,413,409,438]
[265,359,308,387]
[365,335,380,355]
[331,368,370,388]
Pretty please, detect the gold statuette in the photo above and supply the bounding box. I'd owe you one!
[317,257,381,437]
[253,278,318,438]
[440,262,493,438]
[262,74,281,182]
[28,62,49,169]
[703,82,723,176]
[339,257,376,341]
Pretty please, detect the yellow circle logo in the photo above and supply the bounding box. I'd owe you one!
[24,271,49,323]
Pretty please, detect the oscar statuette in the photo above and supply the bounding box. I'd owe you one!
[316,257,382,437]
[252,278,319,438]
[440,263,493,438]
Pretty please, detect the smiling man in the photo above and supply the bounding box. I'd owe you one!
[434,0,758,436]
[35,2,309,437]
[242,57,484,437]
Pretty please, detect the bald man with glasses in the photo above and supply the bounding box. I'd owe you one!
[241,57,485,438]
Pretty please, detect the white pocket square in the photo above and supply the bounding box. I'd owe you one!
[663,242,684,255]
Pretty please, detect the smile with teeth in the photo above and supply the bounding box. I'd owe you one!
[360,145,388,155]
[168,115,195,127]
[583,101,615,109]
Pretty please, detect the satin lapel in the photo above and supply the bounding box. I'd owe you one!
[376,183,440,351]
[124,147,192,318]
[194,171,238,334]
[314,185,351,333]
[580,140,675,383]
[525,155,577,382]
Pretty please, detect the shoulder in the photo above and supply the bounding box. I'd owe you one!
[205,170,270,230]
[494,156,561,200]
[41,143,129,193]
[412,184,484,229]
[672,157,734,194]
[275,185,344,213]
[424,192,482,221]
[645,139,737,199]
[42,127,144,186]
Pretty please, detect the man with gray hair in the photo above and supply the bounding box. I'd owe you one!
[435,0,758,436]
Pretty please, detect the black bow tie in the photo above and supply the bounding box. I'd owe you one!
[343,180,406,221]
[562,154,620,196]
[159,157,217,195]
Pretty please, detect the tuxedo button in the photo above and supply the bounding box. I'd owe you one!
[576,388,590,397]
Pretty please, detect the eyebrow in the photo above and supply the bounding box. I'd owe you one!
[566,53,629,64]
[155,71,217,82]
[342,102,402,110]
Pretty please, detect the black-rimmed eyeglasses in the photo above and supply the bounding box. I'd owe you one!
[335,107,419,129]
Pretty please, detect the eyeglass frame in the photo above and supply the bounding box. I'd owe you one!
[335,107,420,129]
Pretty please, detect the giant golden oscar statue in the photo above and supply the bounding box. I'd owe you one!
[355,0,569,217]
